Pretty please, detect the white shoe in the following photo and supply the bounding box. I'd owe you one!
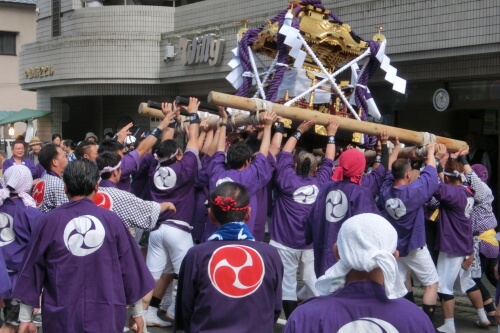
[145,312,172,327]
[436,324,456,333]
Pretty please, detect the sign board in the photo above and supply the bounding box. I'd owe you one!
[179,34,225,67]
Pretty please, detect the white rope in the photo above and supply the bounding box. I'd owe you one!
[253,98,272,112]
[296,33,361,120]
[242,71,254,78]
[283,34,373,121]
[248,46,266,100]
[422,132,437,145]
[258,52,279,93]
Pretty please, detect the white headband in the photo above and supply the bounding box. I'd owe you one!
[443,170,466,182]
[99,161,121,175]
[154,148,179,163]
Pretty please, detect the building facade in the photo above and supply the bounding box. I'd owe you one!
[18,0,500,199]
[0,0,37,138]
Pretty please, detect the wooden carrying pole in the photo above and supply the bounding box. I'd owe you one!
[207,91,467,152]
[138,102,260,130]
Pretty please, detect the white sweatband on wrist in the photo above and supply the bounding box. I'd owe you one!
[130,299,143,318]
[19,303,34,323]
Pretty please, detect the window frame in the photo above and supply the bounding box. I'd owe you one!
[0,31,17,56]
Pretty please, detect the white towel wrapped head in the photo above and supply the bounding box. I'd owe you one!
[315,213,407,299]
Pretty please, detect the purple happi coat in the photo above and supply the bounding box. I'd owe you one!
[0,249,10,298]
[270,152,334,249]
[148,149,199,225]
[434,183,475,256]
[284,280,435,333]
[208,151,274,241]
[192,155,212,243]
[175,240,283,333]
[131,152,153,200]
[117,150,141,192]
[304,180,380,277]
[0,198,43,298]
[12,198,155,333]
[379,166,439,256]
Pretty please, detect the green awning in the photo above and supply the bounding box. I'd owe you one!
[0,109,52,126]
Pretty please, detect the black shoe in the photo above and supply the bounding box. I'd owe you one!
[5,303,20,326]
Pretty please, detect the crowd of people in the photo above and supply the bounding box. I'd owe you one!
[0,97,497,333]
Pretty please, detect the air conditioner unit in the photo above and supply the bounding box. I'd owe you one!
[164,45,176,61]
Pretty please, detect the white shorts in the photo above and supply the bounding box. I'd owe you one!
[437,251,476,295]
[146,224,194,280]
[398,246,439,287]
[270,240,318,301]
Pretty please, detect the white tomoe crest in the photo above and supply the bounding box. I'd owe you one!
[385,198,407,220]
[325,190,348,223]
[153,166,177,190]
[0,213,15,247]
[63,215,105,257]
[337,318,399,333]
[293,185,319,204]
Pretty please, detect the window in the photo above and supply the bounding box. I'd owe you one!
[52,0,61,37]
[0,31,17,56]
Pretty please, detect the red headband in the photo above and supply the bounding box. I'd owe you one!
[211,196,249,212]
[331,149,366,185]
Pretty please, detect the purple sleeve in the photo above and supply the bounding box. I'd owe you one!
[120,150,141,182]
[185,148,201,170]
[409,166,439,202]
[380,170,394,194]
[135,153,153,179]
[196,155,212,188]
[207,151,226,181]
[11,218,48,307]
[272,249,284,322]
[179,150,199,180]
[175,250,196,332]
[0,250,10,297]
[362,164,386,196]
[275,152,297,190]
[244,153,273,192]
[434,183,461,206]
[315,158,334,185]
[115,214,156,304]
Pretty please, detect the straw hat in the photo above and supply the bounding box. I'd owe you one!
[29,136,43,146]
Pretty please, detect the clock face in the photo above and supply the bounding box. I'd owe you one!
[433,88,450,112]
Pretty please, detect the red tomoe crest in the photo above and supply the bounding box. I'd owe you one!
[32,180,46,208]
[93,192,113,210]
[208,245,265,298]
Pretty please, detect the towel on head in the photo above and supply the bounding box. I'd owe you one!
[331,149,365,185]
[315,213,407,299]
[0,165,36,207]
